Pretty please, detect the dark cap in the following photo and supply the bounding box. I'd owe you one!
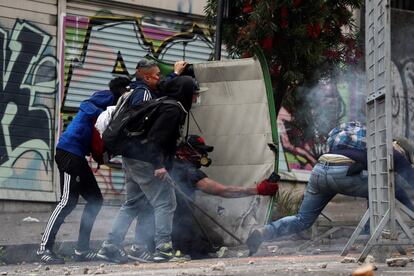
[187,135,214,153]
[136,59,157,69]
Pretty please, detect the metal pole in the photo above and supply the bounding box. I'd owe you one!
[214,0,224,60]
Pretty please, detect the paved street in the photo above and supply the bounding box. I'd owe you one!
[2,253,414,276]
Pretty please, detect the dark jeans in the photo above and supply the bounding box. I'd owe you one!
[39,149,103,252]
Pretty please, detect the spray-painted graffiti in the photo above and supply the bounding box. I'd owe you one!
[0,20,56,190]
[391,59,414,140]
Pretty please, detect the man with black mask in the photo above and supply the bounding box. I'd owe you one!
[129,135,279,261]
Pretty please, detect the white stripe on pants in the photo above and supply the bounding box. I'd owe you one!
[39,172,71,252]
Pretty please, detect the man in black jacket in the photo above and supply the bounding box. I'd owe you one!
[98,73,196,263]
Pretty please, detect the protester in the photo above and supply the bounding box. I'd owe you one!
[130,135,280,261]
[37,77,131,264]
[97,59,195,264]
[246,121,414,256]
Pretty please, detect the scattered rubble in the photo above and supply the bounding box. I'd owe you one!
[22,217,40,223]
[1,272,7,275]
[319,263,327,268]
[341,257,357,263]
[267,245,278,253]
[385,257,411,267]
[210,261,225,271]
[363,255,375,264]
[248,260,255,265]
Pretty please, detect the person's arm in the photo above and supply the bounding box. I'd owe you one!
[196,177,257,198]
[130,87,152,106]
[196,177,279,198]
[79,91,113,118]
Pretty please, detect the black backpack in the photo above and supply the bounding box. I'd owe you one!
[102,95,184,156]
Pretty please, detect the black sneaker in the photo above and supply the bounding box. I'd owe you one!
[153,242,191,263]
[246,227,268,256]
[96,241,128,264]
[128,245,153,263]
[37,249,65,264]
[73,249,97,262]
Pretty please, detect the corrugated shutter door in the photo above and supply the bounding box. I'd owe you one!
[63,1,220,200]
[0,0,58,201]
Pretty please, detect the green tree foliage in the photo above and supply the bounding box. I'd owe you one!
[205,0,363,115]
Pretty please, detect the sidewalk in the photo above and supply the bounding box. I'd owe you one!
[0,196,368,264]
[0,204,134,264]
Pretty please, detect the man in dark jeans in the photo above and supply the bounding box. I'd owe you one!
[37,77,130,264]
[246,122,414,256]
[131,135,280,261]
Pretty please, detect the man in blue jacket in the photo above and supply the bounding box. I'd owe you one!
[37,77,131,264]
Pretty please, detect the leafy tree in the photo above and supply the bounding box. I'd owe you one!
[205,0,363,116]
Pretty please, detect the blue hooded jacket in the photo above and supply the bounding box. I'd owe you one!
[57,90,115,157]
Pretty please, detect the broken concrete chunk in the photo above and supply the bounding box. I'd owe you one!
[319,263,327,268]
[341,257,357,263]
[386,257,411,267]
[22,216,40,222]
[211,261,225,271]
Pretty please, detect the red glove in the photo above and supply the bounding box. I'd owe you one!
[256,179,279,196]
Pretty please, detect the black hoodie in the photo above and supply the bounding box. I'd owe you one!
[125,76,195,169]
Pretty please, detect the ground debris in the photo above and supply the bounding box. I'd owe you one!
[319,263,327,268]
[341,257,357,263]
[352,264,374,276]
[363,255,375,264]
[83,267,89,274]
[248,260,255,264]
[1,272,7,275]
[267,245,278,253]
[22,217,40,223]
[210,261,225,271]
[386,257,411,267]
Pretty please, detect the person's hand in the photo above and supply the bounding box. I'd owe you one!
[154,168,168,180]
[174,61,188,75]
[256,179,279,196]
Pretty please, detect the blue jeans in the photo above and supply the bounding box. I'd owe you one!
[107,157,176,248]
[265,163,414,239]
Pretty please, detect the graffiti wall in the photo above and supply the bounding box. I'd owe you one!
[0,12,58,200]
[391,9,414,141]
